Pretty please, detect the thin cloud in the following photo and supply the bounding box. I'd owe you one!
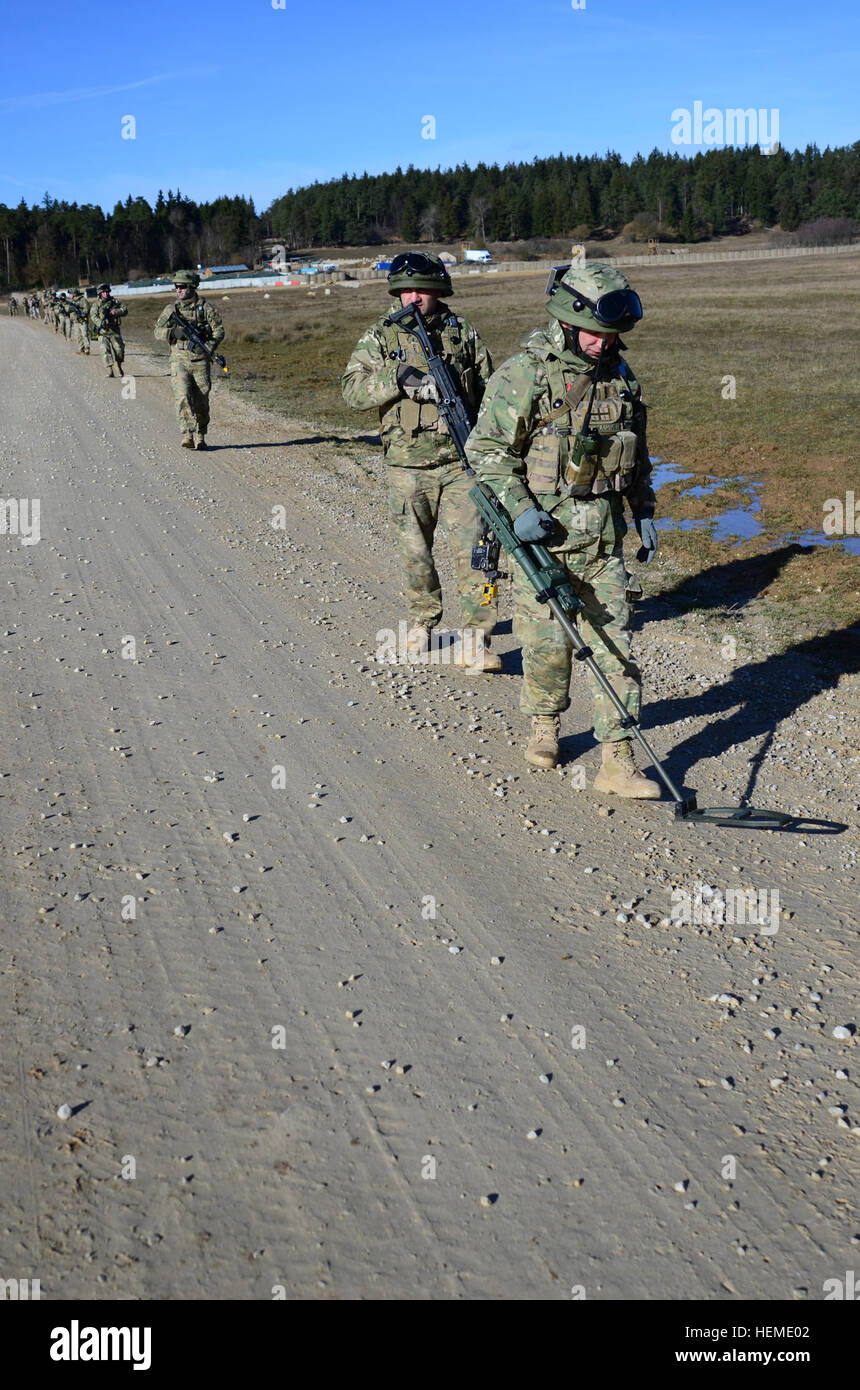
[0,73,179,113]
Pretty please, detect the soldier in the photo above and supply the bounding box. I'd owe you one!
[341,251,500,671]
[90,283,127,378]
[70,290,90,354]
[59,293,75,340]
[44,290,58,330]
[154,269,224,449]
[466,263,661,797]
[8,295,18,316]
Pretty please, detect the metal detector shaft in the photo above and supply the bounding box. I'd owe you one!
[469,481,694,809]
[470,481,795,829]
[541,590,689,805]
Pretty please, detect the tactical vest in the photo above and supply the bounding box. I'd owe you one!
[524,348,642,499]
[380,312,471,440]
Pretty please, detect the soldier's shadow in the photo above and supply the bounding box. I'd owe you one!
[636,543,810,626]
[643,622,860,807]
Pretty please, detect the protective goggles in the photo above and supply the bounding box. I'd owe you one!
[387,252,448,281]
[546,265,643,325]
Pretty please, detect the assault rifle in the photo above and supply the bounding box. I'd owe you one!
[382,301,504,604]
[169,309,229,374]
[469,480,794,831]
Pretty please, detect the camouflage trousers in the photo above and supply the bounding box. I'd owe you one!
[61,315,73,339]
[387,459,498,634]
[100,331,124,373]
[75,320,90,353]
[513,495,641,742]
[170,352,211,434]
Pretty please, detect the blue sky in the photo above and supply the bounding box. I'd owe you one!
[1,0,856,213]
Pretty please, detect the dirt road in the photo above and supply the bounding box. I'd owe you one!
[1,318,857,1301]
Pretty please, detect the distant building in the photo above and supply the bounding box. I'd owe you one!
[199,265,250,276]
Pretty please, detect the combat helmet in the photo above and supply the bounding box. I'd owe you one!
[387,251,452,298]
[545,262,642,334]
[96,282,111,294]
[172,268,200,288]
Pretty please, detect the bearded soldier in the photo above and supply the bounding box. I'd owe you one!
[154,269,224,449]
[341,251,500,671]
[90,283,127,377]
[466,263,660,796]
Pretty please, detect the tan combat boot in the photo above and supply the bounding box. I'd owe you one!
[181,432,195,449]
[452,635,502,673]
[405,625,430,662]
[525,715,560,769]
[593,740,661,799]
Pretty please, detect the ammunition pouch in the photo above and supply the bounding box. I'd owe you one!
[523,350,643,500]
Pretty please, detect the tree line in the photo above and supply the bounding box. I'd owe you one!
[0,191,260,291]
[1,143,857,289]
[269,144,859,248]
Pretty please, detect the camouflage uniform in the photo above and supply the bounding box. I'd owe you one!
[466,316,655,742]
[58,295,73,339]
[154,287,224,441]
[342,300,495,636]
[90,288,127,376]
[70,292,90,353]
[8,296,18,316]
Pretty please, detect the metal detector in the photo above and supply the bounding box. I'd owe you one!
[470,481,795,830]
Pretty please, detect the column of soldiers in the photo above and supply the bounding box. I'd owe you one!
[17,282,129,376]
[343,251,661,798]
[8,251,662,797]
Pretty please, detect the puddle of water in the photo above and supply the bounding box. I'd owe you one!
[650,459,694,490]
[652,462,860,551]
[774,530,860,556]
[653,466,763,542]
[685,479,724,498]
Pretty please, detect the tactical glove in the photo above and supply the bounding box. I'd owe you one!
[633,514,658,564]
[513,506,556,542]
[397,365,441,404]
[171,323,188,342]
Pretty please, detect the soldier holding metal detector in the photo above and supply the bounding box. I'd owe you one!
[342,251,501,671]
[467,262,660,795]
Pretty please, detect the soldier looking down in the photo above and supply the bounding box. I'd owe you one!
[466,263,661,796]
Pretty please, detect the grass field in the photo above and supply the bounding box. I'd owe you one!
[122,252,860,653]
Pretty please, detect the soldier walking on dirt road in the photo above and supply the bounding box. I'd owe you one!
[467,263,661,795]
[154,269,224,449]
[90,284,127,378]
[342,251,500,673]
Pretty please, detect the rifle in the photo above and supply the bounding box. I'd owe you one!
[169,309,228,374]
[469,480,794,831]
[382,301,504,604]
